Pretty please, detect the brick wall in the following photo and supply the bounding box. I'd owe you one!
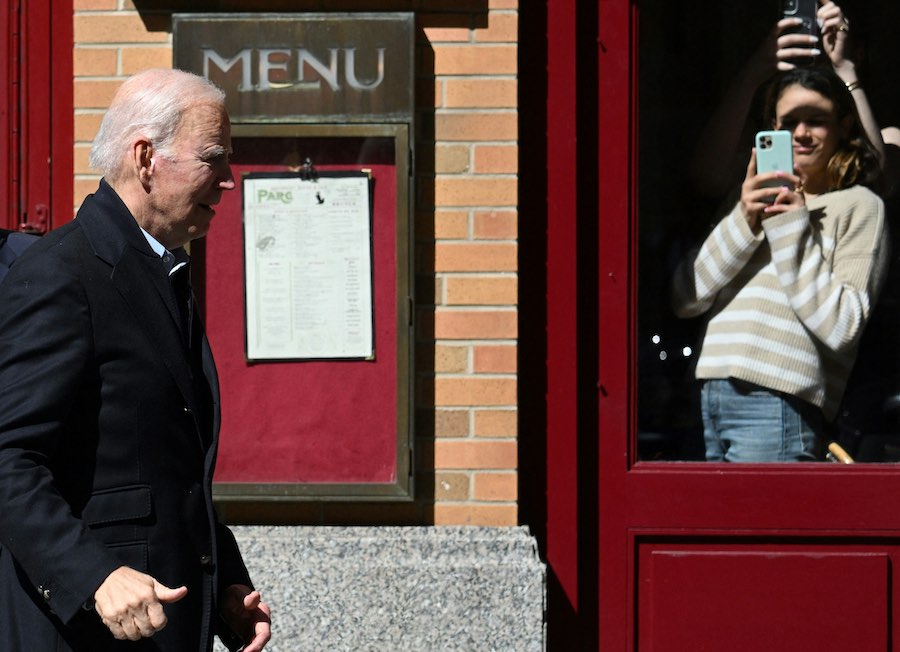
[72,0,519,526]
[73,0,170,202]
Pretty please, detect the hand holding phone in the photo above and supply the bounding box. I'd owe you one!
[741,131,800,230]
[781,0,820,67]
[783,0,820,39]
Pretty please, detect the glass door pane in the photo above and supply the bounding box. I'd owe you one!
[636,0,900,463]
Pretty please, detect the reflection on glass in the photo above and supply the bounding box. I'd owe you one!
[637,0,900,463]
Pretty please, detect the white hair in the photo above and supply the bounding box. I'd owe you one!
[89,68,226,179]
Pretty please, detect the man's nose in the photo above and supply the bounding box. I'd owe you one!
[219,164,235,190]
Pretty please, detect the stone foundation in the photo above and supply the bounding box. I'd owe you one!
[214,525,546,651]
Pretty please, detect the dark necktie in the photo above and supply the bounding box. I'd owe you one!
[164,253,212,444]
[165,255,192,348]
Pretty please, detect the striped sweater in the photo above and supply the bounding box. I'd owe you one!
[672,185,890,420]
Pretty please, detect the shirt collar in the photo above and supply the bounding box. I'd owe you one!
[139,227,189,276]
[140,227,166,258]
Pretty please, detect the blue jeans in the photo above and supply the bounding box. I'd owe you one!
[701,379,824,462]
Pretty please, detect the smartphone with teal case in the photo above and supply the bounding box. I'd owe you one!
[755,130,793,193]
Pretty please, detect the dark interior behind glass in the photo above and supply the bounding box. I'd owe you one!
[637,0,900,462]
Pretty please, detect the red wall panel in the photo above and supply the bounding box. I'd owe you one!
[202,136,401,484]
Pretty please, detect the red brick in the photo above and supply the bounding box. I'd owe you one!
[436,176,517,208]
[73,144,93,175]
[445,276,517,305]
[473,345,517,373]
[474,472,518,501]
[474,409,518,437]
[435,377,517,406]
[434,344,469,373]
[121,47,172,74]
[435,112,517,141]
[434,409,470,438]
[74,113,104,142]
[75,15,170,44]
[435,144,471,173]
[424,78,441,109]
[474,210,518,239]
[74,178,101,209]
[433,504,517,526]
[74,80,121,109]
[434,310,517,339]
[435,472,471,500]
[444,79,517,108]
[434,211,470,239]
[474,145,518,173]
[74,48,117,76]
[433,45,517,75]
[475,12,518,43]
[436,177,517,208]
[435,439,517,469]
[435,243,517,272]
[423,26,472,43]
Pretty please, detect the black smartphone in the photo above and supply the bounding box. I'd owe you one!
[783,0,820,40]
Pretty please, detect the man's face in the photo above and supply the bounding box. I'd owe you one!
[149,102,234,249]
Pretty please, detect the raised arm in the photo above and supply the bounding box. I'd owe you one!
[689,18,821,195]
[817,1,886,164]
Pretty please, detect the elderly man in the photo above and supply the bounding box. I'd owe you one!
[0,69,270,650]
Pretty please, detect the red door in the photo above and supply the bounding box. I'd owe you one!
[0,0,72,232]
[535,0,900,648]
[603,1,900,649]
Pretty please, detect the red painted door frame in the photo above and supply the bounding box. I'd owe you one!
[524,0,601,646]
[1,0,73,232]
[595,2,900,646]
[545,0,581,619]
[596,0,633,647]
[535,0,900,648]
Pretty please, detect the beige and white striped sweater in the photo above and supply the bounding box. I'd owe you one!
[672,185,890,420]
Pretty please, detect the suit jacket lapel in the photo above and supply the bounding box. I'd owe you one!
[74,181,204,441]
[113,251,198,409]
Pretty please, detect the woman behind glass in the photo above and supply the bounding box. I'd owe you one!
[672,66,888,462]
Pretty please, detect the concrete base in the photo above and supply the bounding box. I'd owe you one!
[214,525,546,651]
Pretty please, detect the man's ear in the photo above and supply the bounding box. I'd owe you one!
[134,140,154,190]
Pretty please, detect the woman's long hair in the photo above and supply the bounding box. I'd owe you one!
[762,67,882,193]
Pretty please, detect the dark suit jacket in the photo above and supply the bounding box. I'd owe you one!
[0,181,251,651]
[0,228,39,282]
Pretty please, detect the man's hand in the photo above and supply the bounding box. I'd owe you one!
[221,584,272,652]
[93,566,188,641]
